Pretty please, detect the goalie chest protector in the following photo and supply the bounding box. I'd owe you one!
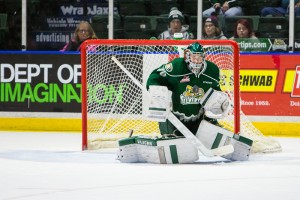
[147,57,221,119]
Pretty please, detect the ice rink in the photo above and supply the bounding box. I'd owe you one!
[0,131,300,200]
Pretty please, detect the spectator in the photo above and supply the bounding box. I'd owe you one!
[203,16,227,39]
[203,0,244,17]
[261,0,300,16]
[60,21,97,51]
[230,19,257,39]
[157,7,194,40]
[296,1,300,16]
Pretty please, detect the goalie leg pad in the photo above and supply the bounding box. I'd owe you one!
[117,136,199,164]
[196,120,234,150]
[116,137,139,163]
[195,120,253,161]
[222,135,253,161]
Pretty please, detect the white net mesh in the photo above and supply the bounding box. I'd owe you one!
[81,40,281,153]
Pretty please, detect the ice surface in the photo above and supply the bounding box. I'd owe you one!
[0,131,299,200]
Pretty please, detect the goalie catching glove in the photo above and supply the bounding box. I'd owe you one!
[200,88,232,119]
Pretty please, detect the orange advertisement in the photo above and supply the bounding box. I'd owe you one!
[240,54,300,116]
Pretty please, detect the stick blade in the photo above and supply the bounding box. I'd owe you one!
[211,144,234,157]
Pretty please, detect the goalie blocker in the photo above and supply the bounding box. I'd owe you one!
[117,120,253,164]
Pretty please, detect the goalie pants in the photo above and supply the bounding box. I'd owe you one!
[159,115,219,136]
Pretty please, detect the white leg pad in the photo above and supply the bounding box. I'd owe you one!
[196,120,253,161]
[117,136,199,164]
[116,144,139,163]
[196,120,234,149]
[222,135,253,161]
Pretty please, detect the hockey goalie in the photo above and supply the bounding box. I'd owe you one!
[116,42,253,164]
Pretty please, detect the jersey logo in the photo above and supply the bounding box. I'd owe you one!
[180,76,190,83]
[203,81,213,84]
[165,63,173,72]
[159,71,166,77]
[180,85,204,105]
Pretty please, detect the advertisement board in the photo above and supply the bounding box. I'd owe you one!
[0,52,81,112]
[1,52,300,116]
[234,38,290,52]
[28,0,118,50]
[240,54,300,116]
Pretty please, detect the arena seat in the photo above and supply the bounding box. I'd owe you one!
[155,16,169,37]
[0,13,8,44]
[295,16,300,39]
[247,0,281,15]
[117,0,150,16]
[149,0,179,16]
[92,14,124,39]
[123,16,156,39]
[188,16,209,39]
[257,17,288,39]
[183,0,211,16]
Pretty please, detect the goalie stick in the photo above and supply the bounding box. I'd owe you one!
[112,56,234,157]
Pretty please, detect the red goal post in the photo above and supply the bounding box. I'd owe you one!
[81,39,241,151]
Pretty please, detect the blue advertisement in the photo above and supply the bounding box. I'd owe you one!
[29,0,119,50]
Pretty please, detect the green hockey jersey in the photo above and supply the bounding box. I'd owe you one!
[146,57,221,122]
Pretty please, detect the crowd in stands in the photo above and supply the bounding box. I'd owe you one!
[60,0,300,51]
[153,0,300,42]
[261,0,300,17]
[1,0,300,51]
[89,0,299,43]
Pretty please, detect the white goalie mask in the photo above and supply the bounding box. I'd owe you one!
[184,42,206,76]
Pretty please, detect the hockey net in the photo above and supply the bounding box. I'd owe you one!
[81,39,281,153]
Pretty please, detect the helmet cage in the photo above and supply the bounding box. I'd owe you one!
[185,49,205,75]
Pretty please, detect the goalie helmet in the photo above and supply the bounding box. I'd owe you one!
[184,42,206,76]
